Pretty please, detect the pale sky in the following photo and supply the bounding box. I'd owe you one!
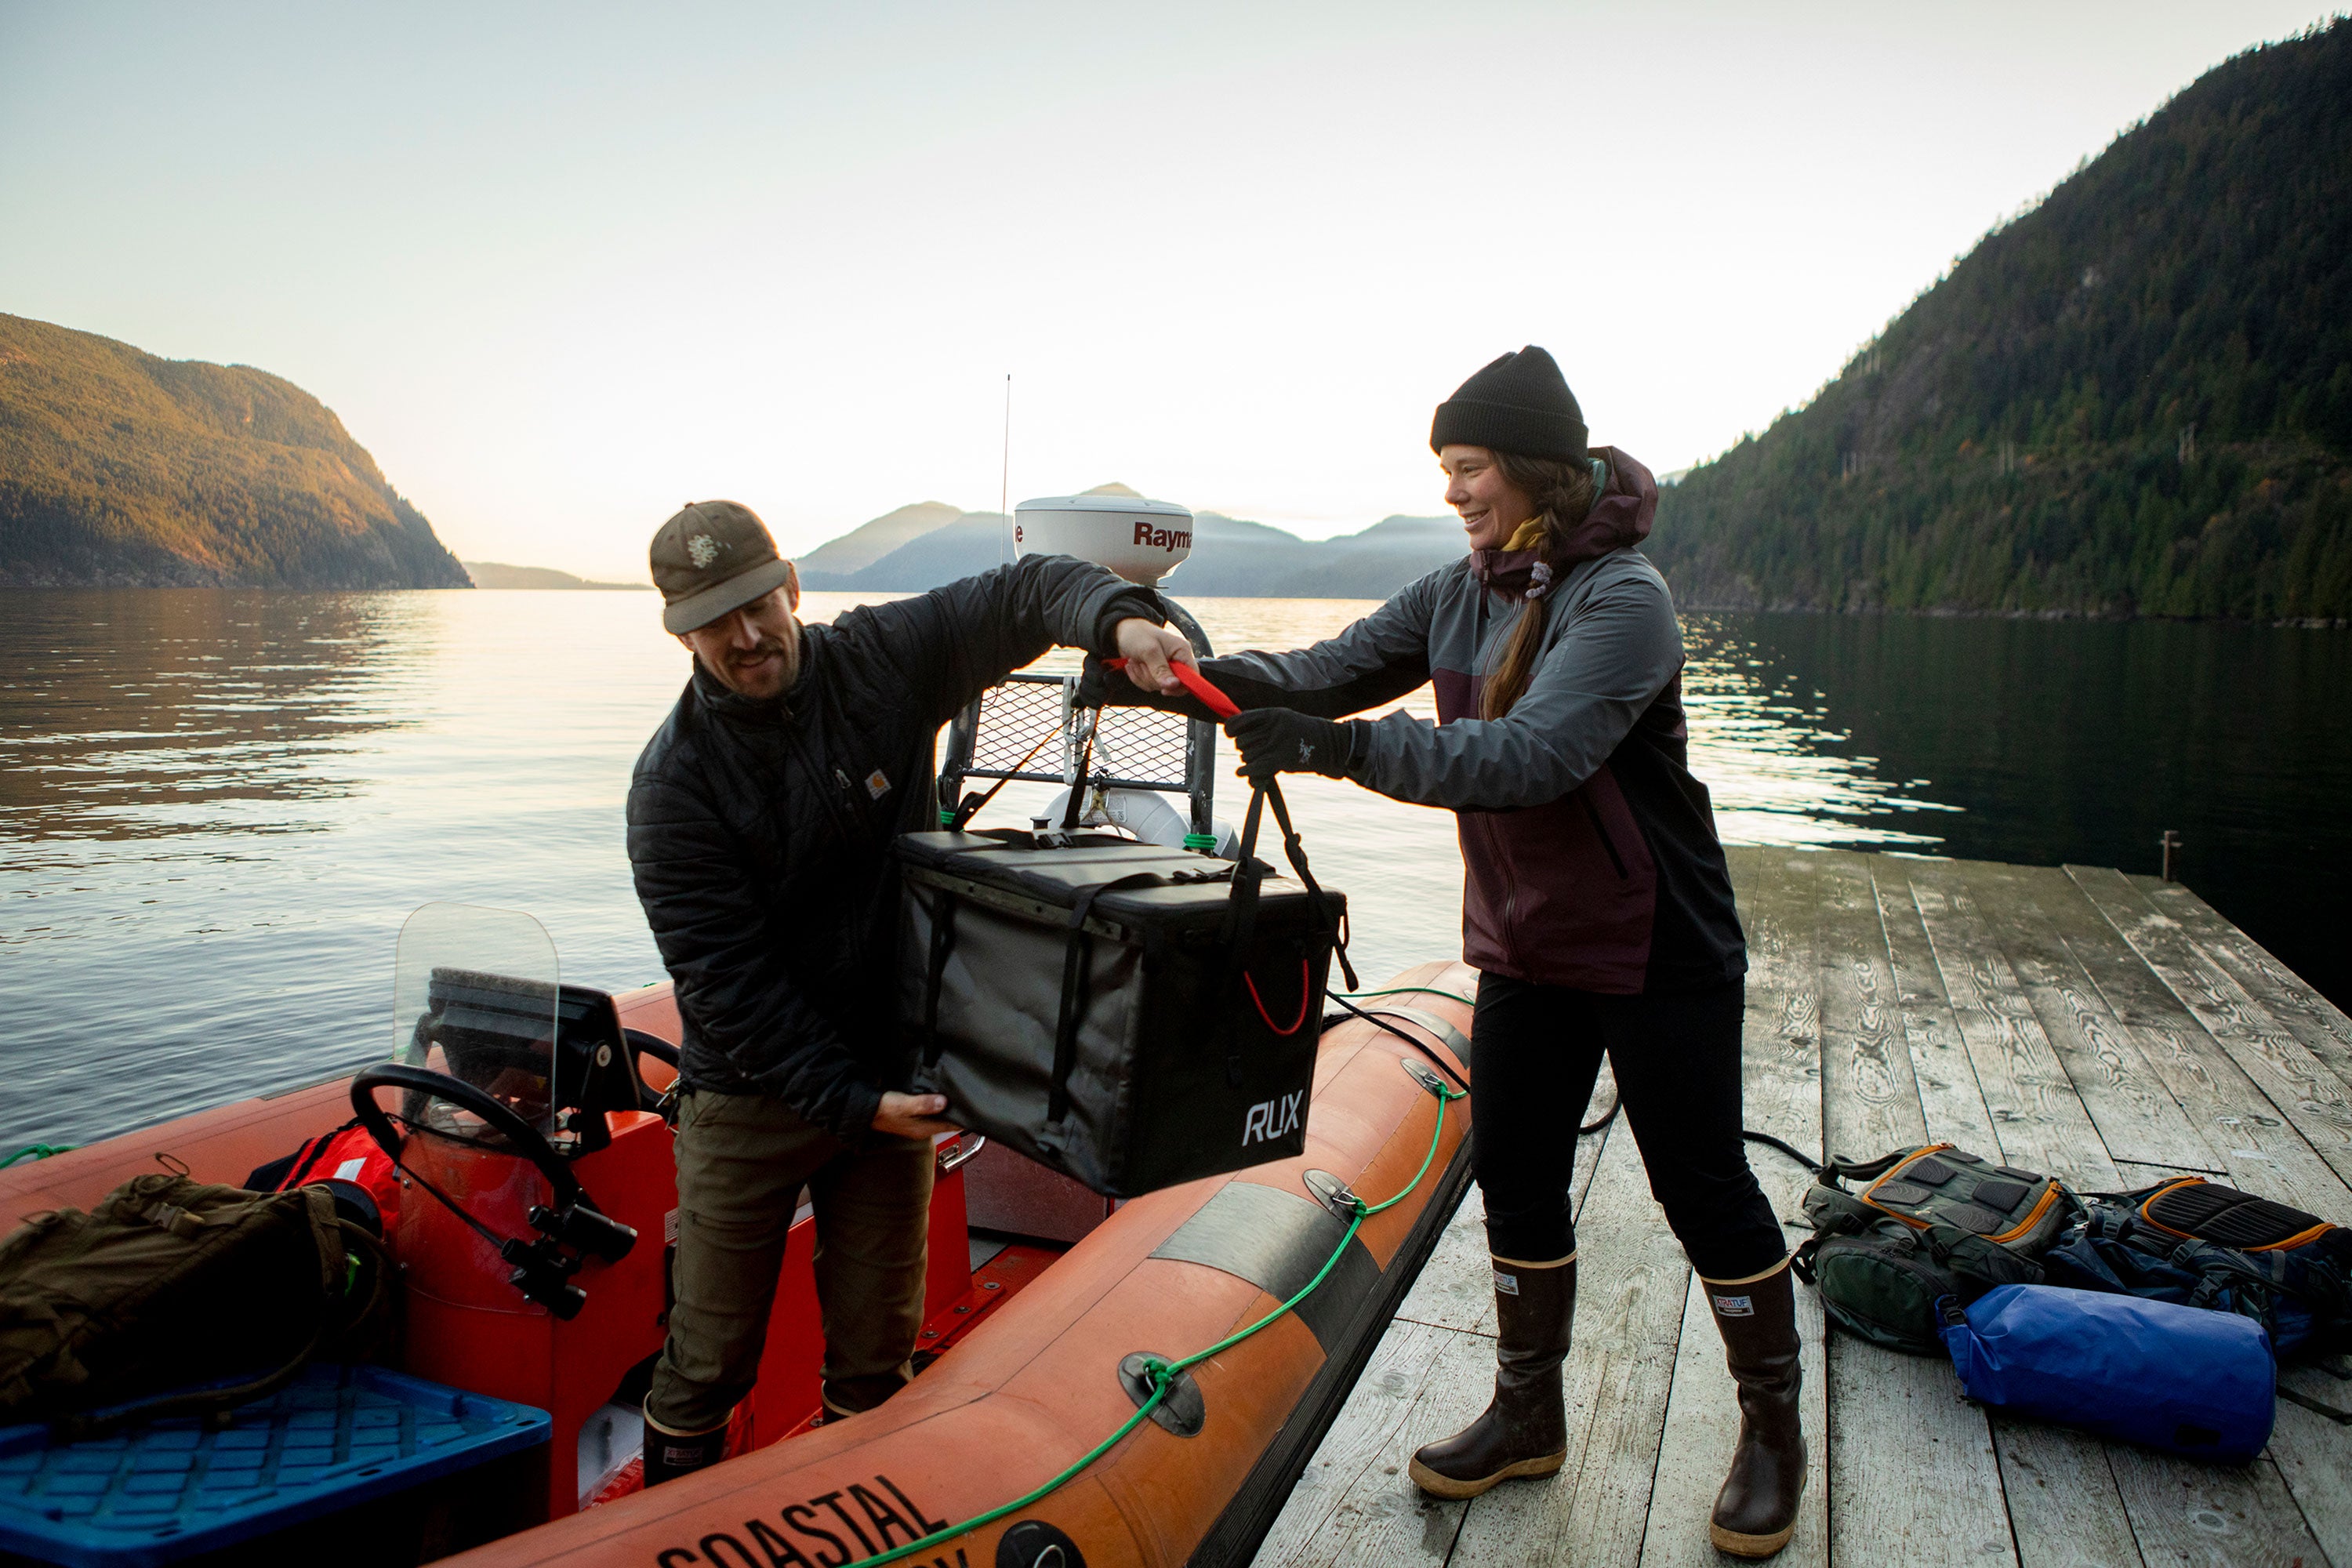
[2,2,2336,579]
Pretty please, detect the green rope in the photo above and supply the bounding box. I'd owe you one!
[1333,985,1474,1007]
[858,1083,1465,1566]
[1,1144,74,1170]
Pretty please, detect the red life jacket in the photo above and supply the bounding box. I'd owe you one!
[254,1119,402,1240]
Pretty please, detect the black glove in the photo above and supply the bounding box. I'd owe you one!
[1223,710,1359,780]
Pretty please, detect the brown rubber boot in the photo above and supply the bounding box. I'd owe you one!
[1704,1260,1806,1558]
[641,1403,729,1486]
[1407,1255,1575,1499]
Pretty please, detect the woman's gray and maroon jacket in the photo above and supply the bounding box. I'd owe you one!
[1198,447,1746,993]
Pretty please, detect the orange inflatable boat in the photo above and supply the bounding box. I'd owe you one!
[0,958,1475,1568]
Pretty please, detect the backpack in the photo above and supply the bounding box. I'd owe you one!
[0,1173,391,1439]
[246,1117,403,1240]
[2043,1176,2352,1359]
[1792,1144,2078,1356]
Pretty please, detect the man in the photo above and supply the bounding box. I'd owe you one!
[627,499,1189,1483]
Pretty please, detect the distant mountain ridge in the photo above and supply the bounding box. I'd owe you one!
[797,491,1465,600]
[464,561,648,590]
[1648,20,2352,620]
[0,313,469,588]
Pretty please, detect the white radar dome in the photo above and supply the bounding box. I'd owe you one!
[1013,494,1193,587]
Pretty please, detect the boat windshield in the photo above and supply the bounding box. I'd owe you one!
[383,902,561,1150]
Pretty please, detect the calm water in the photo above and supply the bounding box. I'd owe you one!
[2,589,2345,1152]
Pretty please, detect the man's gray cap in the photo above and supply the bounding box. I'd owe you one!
[651,500,797,634]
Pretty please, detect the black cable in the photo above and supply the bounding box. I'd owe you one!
[1741,1128,1827,1177]
[379,1123,520,1255]
[1323,993,1470,1094]
[1578,1093,1620,1137]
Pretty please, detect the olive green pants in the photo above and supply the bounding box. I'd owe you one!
[644,1090,935,1435]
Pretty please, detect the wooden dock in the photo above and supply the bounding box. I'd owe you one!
[1254,848,2352,1568]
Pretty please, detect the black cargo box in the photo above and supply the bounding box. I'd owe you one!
[895,829,1345,1198]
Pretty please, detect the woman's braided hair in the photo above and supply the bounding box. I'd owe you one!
[1480,451,1599,720]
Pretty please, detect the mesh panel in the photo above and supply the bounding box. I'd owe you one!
[1088,705,1189,787]
[966,678,1069,775]
[960,675,1191,789]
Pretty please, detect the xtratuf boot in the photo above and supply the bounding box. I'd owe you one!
[641,1402,730,1486]
[1407,1255,1575,1499]
[1704,1259,1806,1558]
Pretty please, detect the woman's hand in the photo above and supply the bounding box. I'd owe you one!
[1224,710,1358,780]
[1111,619,1195,696]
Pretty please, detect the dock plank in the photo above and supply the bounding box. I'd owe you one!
[1254,1319,1486,1568]
[1904,860,2123,1189]
[2136,876,2352,1101]
[2106,1447,2328,1568]
[2070,866,2352,1191]
[1642,846,1828,1568]
[1817,851,2047,1568]
[2267,1362,2352,1568]
[1955,862,2217,1174]
[1822,1346,2018,1568]
[1871,858,2004,1153]
[1817,849,1921,1163]
[2021,869,2350,1214]
[1990,1421,2147,1568]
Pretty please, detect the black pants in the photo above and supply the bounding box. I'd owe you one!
[1471,974,1784,1281]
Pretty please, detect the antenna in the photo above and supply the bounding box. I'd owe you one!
[1000,372,1013,562]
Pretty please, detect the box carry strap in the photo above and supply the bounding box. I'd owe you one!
[1049,871,1169,1124]
[1256,779,1356,993]
[1207,781,1357,1091]
[920,886,960,1068]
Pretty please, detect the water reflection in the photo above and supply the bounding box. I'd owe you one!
[1682,615,1956,848]
[3,587,2340,1150]
[0,591,419,842]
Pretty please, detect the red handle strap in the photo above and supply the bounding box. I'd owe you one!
[1102,656,1240,720]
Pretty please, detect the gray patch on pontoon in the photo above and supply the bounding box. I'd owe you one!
[1150,1180,1381,1353]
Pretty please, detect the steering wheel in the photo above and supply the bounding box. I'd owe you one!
[350,1062,585,1210]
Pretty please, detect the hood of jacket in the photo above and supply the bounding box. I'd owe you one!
[1470,445,1660,598]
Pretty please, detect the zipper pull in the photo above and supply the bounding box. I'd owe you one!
[834,768,854,793]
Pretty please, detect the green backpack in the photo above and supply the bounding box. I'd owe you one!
[1792,1144,2079,1356]
[0,1172,391,1438]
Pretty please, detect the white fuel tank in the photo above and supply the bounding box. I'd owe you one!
[1013,494,1193,586]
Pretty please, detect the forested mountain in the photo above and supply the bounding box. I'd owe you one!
[1649,20,2351,621]
[0,314,469,588]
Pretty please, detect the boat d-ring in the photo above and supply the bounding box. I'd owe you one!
[1301,1169,1362,1220]
[936,1133,989,1174]
[1118,1352,1205,1437]
[1400,1056,1449,1099]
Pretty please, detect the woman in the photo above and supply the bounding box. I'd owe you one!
[1109,347,1802,1557]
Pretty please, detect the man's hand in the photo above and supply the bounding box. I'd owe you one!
[1111,618,1194,697]
[873,1091,958,1139]
[1224,709,1357,781]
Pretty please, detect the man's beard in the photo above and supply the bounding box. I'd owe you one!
[728,639,789,673]
[711,637,794,694]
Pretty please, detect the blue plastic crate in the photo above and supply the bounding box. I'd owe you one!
[0,1365,550,1568]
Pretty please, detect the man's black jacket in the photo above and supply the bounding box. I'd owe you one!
[626,556,1160,1140]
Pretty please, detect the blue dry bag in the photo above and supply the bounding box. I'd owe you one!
[1940,1283,2275,1461]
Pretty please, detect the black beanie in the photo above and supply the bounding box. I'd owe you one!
[1430,346,1588,463]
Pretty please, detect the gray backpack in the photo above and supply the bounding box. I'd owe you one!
[1792,1144,2078,1356]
